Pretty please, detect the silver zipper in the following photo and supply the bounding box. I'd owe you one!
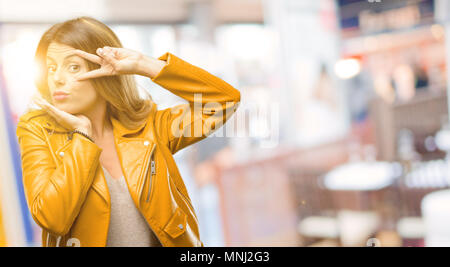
[138,144,156,203]
[129,144,164,245]
[146,159,156,202]
[141,156,164,245]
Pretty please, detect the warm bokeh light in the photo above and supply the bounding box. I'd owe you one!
[334,58,362,80]
[0,28,45,118]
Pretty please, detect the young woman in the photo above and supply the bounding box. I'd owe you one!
[16,16,240,247]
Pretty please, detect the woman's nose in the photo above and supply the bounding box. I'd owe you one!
[53,69,65,85]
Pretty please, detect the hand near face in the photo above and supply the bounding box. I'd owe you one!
[33,95,93,137]
[74,46,144,81]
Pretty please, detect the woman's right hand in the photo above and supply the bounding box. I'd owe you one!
[33,96,93,137]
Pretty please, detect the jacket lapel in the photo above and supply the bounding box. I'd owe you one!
[110,109,156,207]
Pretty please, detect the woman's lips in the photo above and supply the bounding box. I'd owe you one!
[53,94,69,100]
[53,91,69,101]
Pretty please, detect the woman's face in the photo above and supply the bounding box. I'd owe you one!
[46,42,100,114]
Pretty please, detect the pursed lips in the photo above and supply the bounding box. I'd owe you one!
[53,91,70,100]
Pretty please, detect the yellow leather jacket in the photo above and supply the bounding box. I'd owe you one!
[16,52,241,247]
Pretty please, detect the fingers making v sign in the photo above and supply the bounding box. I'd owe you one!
[74,46,144,81]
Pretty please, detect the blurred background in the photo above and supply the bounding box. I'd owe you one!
[2,0,450,247]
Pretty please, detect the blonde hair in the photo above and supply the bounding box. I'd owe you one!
[34,16,153,129]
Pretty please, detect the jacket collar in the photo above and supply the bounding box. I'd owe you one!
[110,115,147,138]
[42,117,70,133]
[111,102,157,138]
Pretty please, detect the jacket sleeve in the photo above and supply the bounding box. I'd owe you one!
[151,52,241,154]
[16,120,102,236]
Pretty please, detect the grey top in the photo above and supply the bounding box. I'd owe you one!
[102,166,162,247]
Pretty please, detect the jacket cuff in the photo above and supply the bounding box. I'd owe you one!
[150,52,176,83]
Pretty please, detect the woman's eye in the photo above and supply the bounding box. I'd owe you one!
[47,66,56,73]
[68,64,80,72]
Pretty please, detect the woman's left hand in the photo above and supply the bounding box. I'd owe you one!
[74,46,144,80]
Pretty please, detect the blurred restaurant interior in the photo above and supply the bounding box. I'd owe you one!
[2,0,450,247]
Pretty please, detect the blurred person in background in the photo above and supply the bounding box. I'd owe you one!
[15,16,240,247]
